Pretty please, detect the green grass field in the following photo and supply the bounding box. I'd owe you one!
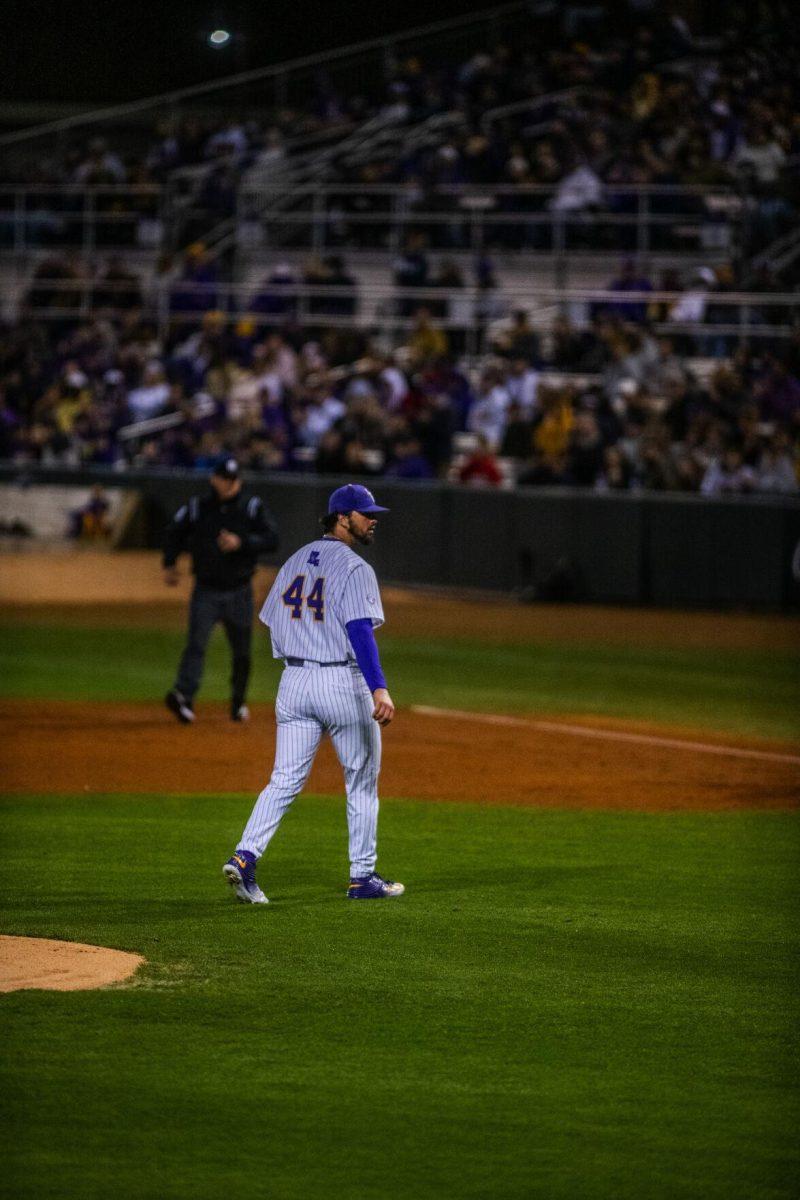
[2,607,799,1199]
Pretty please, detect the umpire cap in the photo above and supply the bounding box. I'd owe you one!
[212,456,240,480]
[327,483,389,514]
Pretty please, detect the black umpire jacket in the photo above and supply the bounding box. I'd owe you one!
[163,489,279,590]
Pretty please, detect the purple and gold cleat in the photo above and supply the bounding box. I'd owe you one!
[347,872,405,900]
[223,850,268,904]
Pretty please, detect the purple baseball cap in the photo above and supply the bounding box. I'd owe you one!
[327,483,389,514]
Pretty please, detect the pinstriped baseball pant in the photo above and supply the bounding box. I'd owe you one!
[239,664,381,878]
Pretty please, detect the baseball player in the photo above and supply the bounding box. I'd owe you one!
[163,457,279,723]
[223,483,403,903]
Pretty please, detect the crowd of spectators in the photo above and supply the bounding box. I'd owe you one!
[1,2,798,496]
[18,240,797,357]
[2,266,798,496]
[3,1,797,261]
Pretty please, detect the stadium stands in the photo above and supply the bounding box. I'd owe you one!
[0,0,797,494]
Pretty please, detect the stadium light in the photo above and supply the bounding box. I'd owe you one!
[208,29,231,48]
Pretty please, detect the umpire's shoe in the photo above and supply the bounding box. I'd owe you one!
[223,850,269,904]
[165,688,195,724]
[347,872,405,899]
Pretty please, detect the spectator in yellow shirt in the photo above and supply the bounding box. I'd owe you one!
[533,387,575,461]
[407,307,449,366]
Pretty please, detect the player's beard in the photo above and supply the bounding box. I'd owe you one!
[348,517,376,545]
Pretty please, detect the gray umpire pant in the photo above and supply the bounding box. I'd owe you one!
[174,582,253,709]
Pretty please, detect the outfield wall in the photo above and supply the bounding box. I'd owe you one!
[2,466,799,611]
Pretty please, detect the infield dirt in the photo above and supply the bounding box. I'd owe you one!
[3,551,799,812]
[3,698,798,811]
[0,935,144,992]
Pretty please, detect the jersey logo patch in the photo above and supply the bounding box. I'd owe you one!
[308,551,320,566]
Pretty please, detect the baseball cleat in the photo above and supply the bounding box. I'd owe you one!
[347,872,405,900]
[231,704,250,722]
[223,850,269,904]
[165,689,195,724]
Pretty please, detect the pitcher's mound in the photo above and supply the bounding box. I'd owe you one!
[0,935,144,992]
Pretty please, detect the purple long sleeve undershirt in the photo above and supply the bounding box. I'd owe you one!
[346,618,387,694]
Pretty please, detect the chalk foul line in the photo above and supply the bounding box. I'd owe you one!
[409,706,800,767]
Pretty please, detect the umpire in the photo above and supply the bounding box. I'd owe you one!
[163,457,279,724]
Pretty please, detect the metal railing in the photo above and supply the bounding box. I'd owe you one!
[15,277,799,359]
[169,109,475,267]
[480,87,589,133]
[0,181,750,264]
[0,184,166,254]
[750,224,800,276]
[238,183,746,260]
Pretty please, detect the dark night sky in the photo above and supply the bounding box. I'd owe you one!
[7,0,518,106]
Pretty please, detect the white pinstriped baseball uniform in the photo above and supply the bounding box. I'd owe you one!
[238,536,385,877]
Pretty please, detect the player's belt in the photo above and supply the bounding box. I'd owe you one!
[284,657,350,668]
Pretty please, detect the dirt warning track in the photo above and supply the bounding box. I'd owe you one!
[2,699,798,812]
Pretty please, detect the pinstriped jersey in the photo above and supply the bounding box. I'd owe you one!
[260,537,384,661]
